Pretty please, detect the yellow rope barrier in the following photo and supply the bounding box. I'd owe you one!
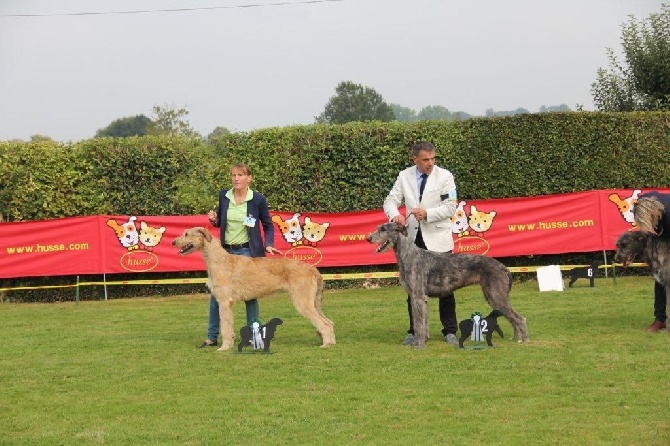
[0,263,647,292]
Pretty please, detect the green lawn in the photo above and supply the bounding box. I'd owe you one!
[1,276,668,445]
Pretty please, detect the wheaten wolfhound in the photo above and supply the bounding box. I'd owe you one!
[172,227,335,350]
[367,222,528,348]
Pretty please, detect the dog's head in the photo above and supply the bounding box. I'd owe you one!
[106,216,139,247]
[172,227,212,255]
[450,201,469,235]
[272,213,302,242]
[614,230,648,266]
[367,222,407,253]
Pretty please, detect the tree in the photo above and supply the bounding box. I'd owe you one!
[206,126,231,143]
[315,81,395,124]
[417,105,455,121]
[591,3,670,111]
[95,114,152,138]
[147,104,200,138]
[391,103,472,122]
[390,103,417,122]
[539,104,572,113]
[29,134,54,142]
[485,108,530,117]
[451,111,473,120]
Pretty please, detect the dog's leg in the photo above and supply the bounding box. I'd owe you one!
[238,326,251,352]
[287,274,335,347]
[481,279,529,343]
[312,275,336,345]
[216,298,235,351]
[497,306,528,342]
[458,320,472,348]
[485,321,495,346]
[410,290,429,349]
[494,324,504,338]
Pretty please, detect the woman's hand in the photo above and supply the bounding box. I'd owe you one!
[265,246,283,255]
[207,210,217,225]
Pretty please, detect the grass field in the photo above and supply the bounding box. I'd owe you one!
[1,276,668,445]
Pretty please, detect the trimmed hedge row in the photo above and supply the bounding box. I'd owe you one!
[2,111,668,222]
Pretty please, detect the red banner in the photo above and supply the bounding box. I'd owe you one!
[0,189,665,279]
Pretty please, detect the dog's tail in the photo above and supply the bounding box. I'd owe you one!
[506,270,513,292]
[634,196,664,233]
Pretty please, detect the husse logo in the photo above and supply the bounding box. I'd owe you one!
[106,216,165,272]
[271,213,330,266]
[451,201,497,255]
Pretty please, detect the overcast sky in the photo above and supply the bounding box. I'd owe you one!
[0,0,664,142]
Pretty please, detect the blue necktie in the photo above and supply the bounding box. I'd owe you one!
[419,173,428,201]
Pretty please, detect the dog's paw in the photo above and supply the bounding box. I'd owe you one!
[217,344,233,351]
[412,339,427,349]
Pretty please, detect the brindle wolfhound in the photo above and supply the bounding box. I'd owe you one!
[367,222,529,348]
[172,227,335,350]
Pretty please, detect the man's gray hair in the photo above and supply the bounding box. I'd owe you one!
[411,141,435,157]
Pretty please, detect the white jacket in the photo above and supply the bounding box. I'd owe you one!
[383,165,457,252]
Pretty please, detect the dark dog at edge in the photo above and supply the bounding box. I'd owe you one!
[367,222,529,349]
[458,310,504,348]
[615,230,670,319]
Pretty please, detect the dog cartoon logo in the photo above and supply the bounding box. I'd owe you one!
[468,205,497,237]
[609,189,642,224]
[272,213,303,246]
[450,201,470,237]
[138,221,166,251]
[302,217,330,247]
[106,216,140,251]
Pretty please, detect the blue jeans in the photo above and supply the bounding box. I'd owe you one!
[206,247,260,342]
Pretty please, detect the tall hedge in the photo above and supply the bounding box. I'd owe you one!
[1,111,669,221]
